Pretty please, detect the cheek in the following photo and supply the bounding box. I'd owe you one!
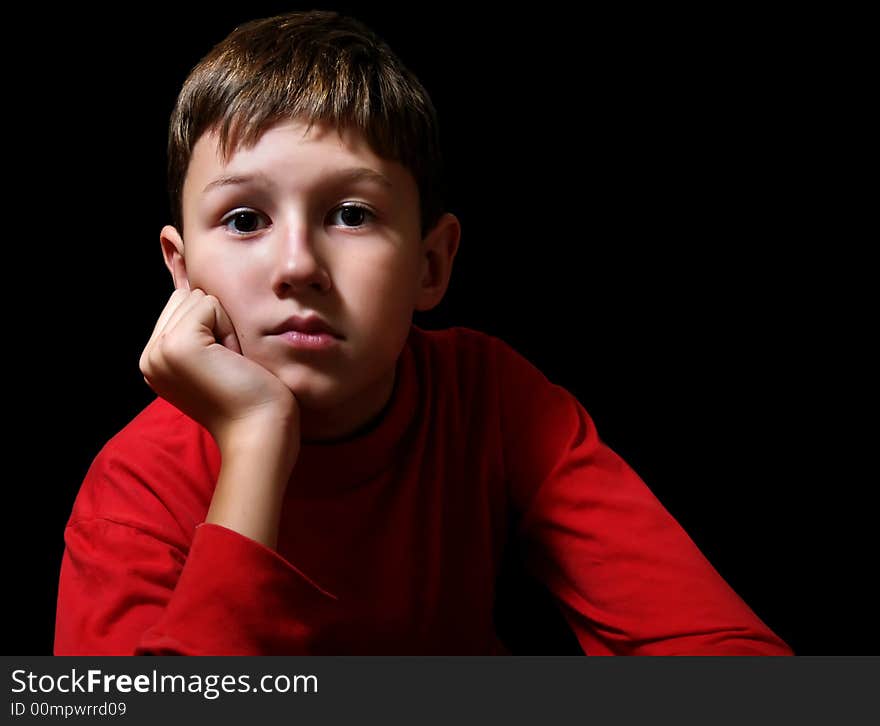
[340,254,419,307]
[349,275,414,327]
[187,263,257,340]
[187,248,235,290]
[190,247,256,293]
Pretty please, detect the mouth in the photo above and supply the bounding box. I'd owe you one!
[274,330,341,351]
[268,314,344,340]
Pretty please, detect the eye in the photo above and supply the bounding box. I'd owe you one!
[220,209,268,235]
[329,203,376,229]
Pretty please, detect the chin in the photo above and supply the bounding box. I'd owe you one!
[276,369,340,410]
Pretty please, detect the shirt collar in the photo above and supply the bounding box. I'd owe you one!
[288,325,420,497]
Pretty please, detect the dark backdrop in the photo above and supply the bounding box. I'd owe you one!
[7,4,871,654]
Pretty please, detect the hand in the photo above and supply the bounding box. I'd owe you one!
[139,288,300,456]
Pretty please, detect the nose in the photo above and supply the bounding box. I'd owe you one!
[270,223,332,297]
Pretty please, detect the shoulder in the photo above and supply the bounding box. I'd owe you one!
[407,324,569,430]
[408,324,537,375]
[103,396,216,466]
[409,326,598,507]
[67,397,219,544]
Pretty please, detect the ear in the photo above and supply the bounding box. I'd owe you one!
[159,225,191,292]
[415,213,462,312]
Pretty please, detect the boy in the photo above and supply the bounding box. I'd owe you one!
[54,10,793,655]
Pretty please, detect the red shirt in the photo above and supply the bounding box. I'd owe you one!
[54,325,793,655]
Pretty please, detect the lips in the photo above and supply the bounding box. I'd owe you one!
[268,314,343,339]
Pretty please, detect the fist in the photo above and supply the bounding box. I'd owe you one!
[139,288,299,452]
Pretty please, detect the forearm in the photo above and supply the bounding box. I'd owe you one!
[206,425,298,550]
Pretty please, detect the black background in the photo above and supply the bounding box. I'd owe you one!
[7,4,872,654]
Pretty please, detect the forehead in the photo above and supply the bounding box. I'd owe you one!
[184,119,415,203]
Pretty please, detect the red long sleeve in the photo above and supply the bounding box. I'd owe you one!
[56,520,338,655]
[496,335,794,655]
[55,324,793,655]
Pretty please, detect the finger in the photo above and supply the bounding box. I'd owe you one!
[205,294,243,355]
[141,289,206,373]
[152,288,209,348]
[144,288,196,351]
[162,291,243,356]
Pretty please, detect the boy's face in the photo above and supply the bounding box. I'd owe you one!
[160,118,459,441]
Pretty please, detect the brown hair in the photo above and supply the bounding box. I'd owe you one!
[167,10,446,239]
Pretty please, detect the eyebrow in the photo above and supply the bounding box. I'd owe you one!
[202,167,393,195]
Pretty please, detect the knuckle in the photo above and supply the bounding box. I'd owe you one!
[145,347,161,369]
[151,332,172,357]
[161,336,190,365]
[159,337,181,360]
[168,289,188,307]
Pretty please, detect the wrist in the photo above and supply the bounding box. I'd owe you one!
[218,412,301,466]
